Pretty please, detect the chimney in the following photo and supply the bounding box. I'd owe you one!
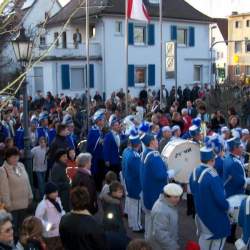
[231,11,238,16]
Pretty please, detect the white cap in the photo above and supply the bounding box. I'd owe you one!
[221,126,229,133]
[163,183,183,197]
[162,126,171,133]
[242,129,249,135]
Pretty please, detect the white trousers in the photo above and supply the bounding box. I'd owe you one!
[144,209,151,240]
[199,234,226,250]
[127,197,142,231]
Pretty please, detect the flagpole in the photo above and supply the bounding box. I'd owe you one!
[125,0,129,115]
[159,0,163,108]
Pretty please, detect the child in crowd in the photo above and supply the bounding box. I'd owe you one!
[31,136,47,200]
[35,182,65,250]
[66,148,77,182]
[99,171,117,201]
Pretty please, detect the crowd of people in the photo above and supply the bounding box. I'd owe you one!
[0,83,249,250]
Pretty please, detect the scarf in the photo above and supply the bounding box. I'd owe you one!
[47,198,62,213]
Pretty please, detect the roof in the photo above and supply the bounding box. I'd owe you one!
[229,12,250,18]
[213,18,228,42]
[46,0,212,27]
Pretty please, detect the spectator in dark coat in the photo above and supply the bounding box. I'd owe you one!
[211,111,226,132]
[139,87,148,107]
[71,153,98,214]
[51,149,70,212]
[59,186,107,250]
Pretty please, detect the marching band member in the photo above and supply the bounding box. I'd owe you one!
[103,115,121,177]
[220,126,230,154]
[124,130,143,232]
[171,125,181,141]
[158,126,172,153]
[36,112,49,143]
[223,137,250,243]
[62,114,77,150]
[190,147,231,250]
[86,109,106,191]
[211,136,224,179]
[140,133,174,239]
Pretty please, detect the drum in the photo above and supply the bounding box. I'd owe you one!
[161,139,200,183]
[227,194,248,223]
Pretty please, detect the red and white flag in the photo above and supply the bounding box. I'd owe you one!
[127,0,150,22]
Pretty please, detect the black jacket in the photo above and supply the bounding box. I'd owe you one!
[71,169,98,214]
[59,213,107,250]
[0,242,14,250]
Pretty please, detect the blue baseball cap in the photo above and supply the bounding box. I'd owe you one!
[200,146,215,162]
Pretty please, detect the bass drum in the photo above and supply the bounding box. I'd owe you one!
[161,139,200,183]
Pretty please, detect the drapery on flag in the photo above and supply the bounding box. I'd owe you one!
[127,0,151,22]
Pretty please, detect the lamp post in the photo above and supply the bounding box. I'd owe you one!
[11,27,33,187]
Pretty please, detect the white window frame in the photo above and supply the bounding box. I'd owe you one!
[246,66,250,76]
[247,20,250,27]
[194,65,202,83]
[115,21,123,35]
[133,24,147,46]
[134,65,147,87]
[70,66,85,91]
[246,41,250,53]
[177,27,188,47]
[235,41,242,53]
[235,65,240,76]
[235,21,241,28]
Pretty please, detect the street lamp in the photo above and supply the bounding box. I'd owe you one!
[11,26,33,187]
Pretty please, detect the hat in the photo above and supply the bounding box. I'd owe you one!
[200,146,215,162]
[210,135,223,154]
[189,125,200,137]
[140,133,155,147]
[39,112,48,123]
[192,117,201,128]
[162,126,171,133]
[221,126,229,133]
[129,129,141,145]
[109,114,119,127]
[62,114,74,126]
[54,148,67,161]
[45,182,58,195]
[139,121,151,134]
[93,109,105,122]
[30,116,39,126]
[227,137,241,151]
[242,129,249,135]
[163,183,183,197]
[171,125,180,133]
[232,127,242,138]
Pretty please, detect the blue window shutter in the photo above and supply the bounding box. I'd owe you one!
[61,64,70,89]
[128,64,134,87]
[189,26,195,47]
[128,23,134,45]
[148,24,155,45]
[89,64,94,88]
[171,25,177,41]
[148,64,155,86]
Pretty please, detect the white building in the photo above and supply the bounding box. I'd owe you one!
[28,0,212,97]
[0,0,61,81]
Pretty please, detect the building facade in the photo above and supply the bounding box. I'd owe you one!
[228,12,250,83]
[28,0,212,97]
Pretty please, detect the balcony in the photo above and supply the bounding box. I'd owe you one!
[32,42,102,60]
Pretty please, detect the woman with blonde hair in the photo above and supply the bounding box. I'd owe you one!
[16,216,47,250]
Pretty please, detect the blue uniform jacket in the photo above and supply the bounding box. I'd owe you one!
[124,148,142,199]
[14,127,24,150]
[238,197,250,245]
[103,132,120,165]
[121,147,131,179]
[214,155,224,179]
[48,128,56,146]
[195,166,230,239]
[86,125,104,174]
[141,148,168,210]
[36,126,49,143]
[223,154,246,198]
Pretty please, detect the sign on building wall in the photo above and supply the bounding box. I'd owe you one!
[166,41,176,79]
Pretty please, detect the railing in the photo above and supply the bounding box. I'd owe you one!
[32,42,101,58]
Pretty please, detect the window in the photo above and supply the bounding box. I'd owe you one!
[211,37,216,44]
[194,65,202,82]
[177,28,187,46]
[235,65,240,75]
[90,25,96,38]
[70,68,85,90]
[235,21,242,28]
[217,52,220,60]
[34,67,44,93]
[246,66,250,76]
[246,41,250,52]
[115,21,122,35]
[221,52,224,58]
[134,25,146,45]
[54,32,59,47]
[247,20,250,27]
[62,31,67,48]
[39,36,46,46]
[135,66,146,86]
[235,41,242,53]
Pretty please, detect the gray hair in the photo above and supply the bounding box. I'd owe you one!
[0,211,12,231]
[76,153,92,168]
